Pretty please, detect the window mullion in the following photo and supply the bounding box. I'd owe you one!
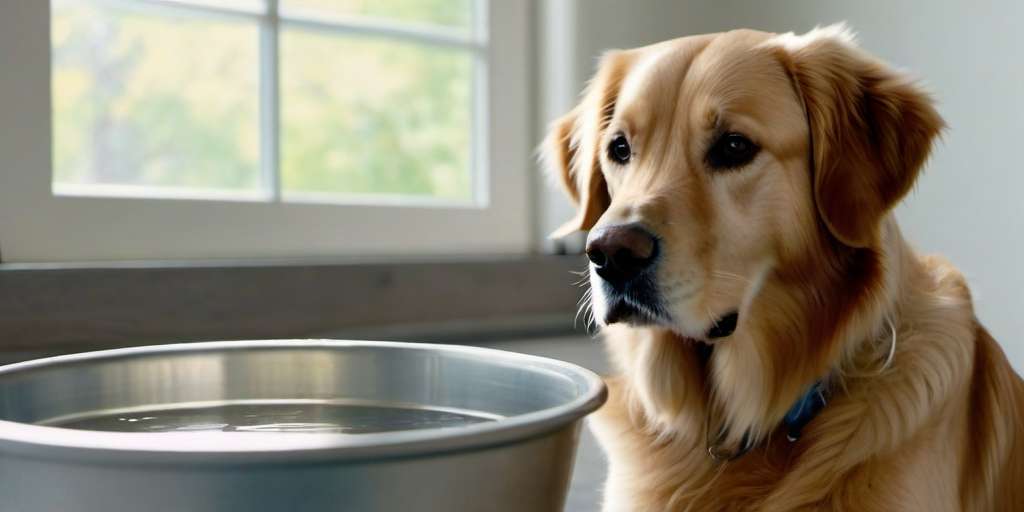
[471,0,489,207]
[259,0,282,202]
[278,9,484,51]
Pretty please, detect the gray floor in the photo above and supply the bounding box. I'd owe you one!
[480,337,609,512]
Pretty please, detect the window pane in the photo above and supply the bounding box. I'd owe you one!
[283,0,473,32]
[51,1,261,195]
[280,30,474,200]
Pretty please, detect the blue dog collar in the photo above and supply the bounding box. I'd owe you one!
[707,380,828,461]
[782,381,828,442]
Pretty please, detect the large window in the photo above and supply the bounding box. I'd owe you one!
[52,0,480,203]
[0,1,530,262]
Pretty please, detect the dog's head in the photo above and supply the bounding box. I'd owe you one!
[545,25,943,443]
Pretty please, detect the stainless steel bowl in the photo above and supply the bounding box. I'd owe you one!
[0,340,606,512]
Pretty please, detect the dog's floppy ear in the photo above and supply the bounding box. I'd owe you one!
[542,51,633,238]
[773,25,945,248]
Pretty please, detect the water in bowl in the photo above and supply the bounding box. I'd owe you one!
[49,401,498,434]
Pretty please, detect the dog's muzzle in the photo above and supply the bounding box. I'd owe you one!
[586,224,664,325]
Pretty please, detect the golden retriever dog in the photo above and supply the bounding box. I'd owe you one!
[544,25,1024,511]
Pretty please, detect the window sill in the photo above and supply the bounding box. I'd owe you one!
[0,254,588,352]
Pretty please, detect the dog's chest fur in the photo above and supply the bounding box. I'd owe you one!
[591,375,964,512]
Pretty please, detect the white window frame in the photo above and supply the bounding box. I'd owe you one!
[0,1,532,262]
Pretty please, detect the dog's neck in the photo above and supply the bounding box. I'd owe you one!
[709,219,910,449]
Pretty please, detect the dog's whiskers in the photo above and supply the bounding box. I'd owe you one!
[570,265,602,337]
[585,301,599,337]
[574,288,592,329]
[575,278,598,333]
[570,267,591,287]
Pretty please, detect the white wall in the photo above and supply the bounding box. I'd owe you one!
[539,0,1024,369]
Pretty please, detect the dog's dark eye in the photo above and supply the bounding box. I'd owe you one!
[707,133,759,170]
[608,135,631,164]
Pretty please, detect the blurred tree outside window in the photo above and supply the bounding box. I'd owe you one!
[51,0,478,202]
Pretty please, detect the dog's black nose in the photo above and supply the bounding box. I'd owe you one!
[586,224,658,289]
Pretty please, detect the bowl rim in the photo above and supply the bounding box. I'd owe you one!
[0,340,607,465]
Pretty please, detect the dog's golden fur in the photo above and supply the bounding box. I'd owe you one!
[544,25,1024,510]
